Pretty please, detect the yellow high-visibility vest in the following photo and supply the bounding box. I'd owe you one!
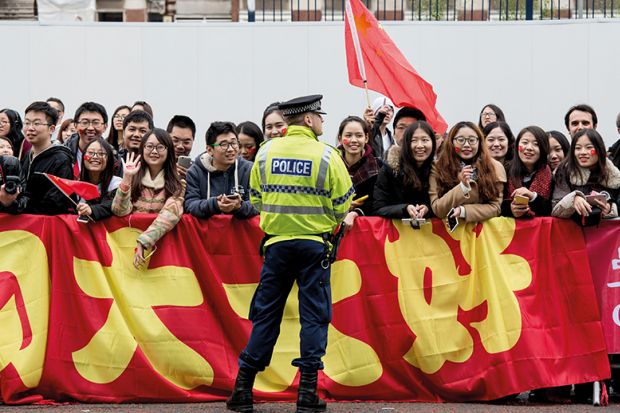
[250,125,354,246]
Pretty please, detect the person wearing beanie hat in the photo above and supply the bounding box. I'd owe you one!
[393,107,427,145]
[364,96,395,159]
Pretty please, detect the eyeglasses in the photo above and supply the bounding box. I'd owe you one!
[23,121,51,128]
[0,120,9,126]
[145,143,167,153]
[113,114,126,120]
[77,119,104,128]
[481,112,497,118]
[453,136,479,145]
[211,141,239,150]
[85,151,107,158]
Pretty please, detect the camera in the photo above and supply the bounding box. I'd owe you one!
[0,155,22,195]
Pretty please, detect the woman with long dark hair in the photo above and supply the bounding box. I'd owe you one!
[478,103,506,129]
[106,105,131,151]
[373,121,435,219]
[501,126,553,218]
[76,138,121,221]
[112,128,185,268]
[336,116,382,229]
[552,128,620,220]
[429,121,506,222]
[0,108,29,159]
[236,121,263,162]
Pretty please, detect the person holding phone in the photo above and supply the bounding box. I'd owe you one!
[76,138,121,221]
[336,116,381,230]
[552,128,620,221]
[184,121,257,219]
[429,121,506,224]
[111,128,185,268]
[501,126,553,218]
[373,121,435,221]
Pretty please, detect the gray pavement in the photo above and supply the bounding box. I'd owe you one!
[2,402,620,412]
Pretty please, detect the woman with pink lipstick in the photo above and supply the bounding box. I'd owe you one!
[501,126,553,218]
[76,138,121,221]
[483,121,515,168]
[373,121,435,220]
[336,116,381,229]
[552,129,620,221]
[547,130,570,173]
[429,121,506,222]
[112,128,185,268]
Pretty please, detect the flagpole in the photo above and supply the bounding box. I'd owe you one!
[345,0,371,109]
[37,172,95,222]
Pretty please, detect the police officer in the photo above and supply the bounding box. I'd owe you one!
[227,95,353,413]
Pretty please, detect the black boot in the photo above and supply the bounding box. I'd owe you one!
[296,370,326,413]
[226,368,256,412]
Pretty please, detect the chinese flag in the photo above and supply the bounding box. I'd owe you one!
[344,0,448,134]
[42,173,100,201]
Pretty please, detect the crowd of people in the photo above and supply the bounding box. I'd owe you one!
[1,98,620,260]
[1,96,619,405]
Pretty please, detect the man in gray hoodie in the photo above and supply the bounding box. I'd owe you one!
[184,121,257,219]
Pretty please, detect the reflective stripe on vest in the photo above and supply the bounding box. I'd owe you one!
[316,146,332,190]
[261,204,334,215]
[260,184,331,198]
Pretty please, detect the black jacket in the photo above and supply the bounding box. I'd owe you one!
[369,112,393,160]
[1,144,75,215]
[372,145,433,218]
[65,133,124,178]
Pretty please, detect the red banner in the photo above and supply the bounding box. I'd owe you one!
[0,214,611,404]
[585,221,620,354]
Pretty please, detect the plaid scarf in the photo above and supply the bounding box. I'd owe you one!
[507,165,553,201]
[339,144,381,188]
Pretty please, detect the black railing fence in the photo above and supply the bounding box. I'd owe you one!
[247,0,617,21]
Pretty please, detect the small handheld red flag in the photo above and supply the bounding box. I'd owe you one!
[41,173,100,201]
[344,0,448,134]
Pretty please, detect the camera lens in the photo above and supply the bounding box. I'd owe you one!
[4,181,17,194]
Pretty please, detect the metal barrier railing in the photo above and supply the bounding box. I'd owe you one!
[243,0,618,21]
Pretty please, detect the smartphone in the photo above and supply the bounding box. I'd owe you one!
[447,208,459,232]
[226,192,242,201]
[585,194,606,205]
[77,215,89,223]
[402,217,427,229]
[353,194,369,203]
[177,155,192,169]
[513,195,529,205]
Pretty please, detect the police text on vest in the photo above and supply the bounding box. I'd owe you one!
[271,159,313,177]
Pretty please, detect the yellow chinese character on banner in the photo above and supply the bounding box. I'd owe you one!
[385,218,532,374]
[0,231,49,388]
[71,228,214,389]
[223,258,382,392]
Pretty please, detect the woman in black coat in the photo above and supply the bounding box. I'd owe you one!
[373,121,436,219]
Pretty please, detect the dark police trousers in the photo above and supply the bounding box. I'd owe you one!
[239,239,331,372]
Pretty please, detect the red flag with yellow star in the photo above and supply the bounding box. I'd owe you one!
[344,0,448,134]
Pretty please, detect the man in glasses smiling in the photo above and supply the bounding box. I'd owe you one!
[0,101,74,215]
[184,121,257,219]
[64,102,108,178]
